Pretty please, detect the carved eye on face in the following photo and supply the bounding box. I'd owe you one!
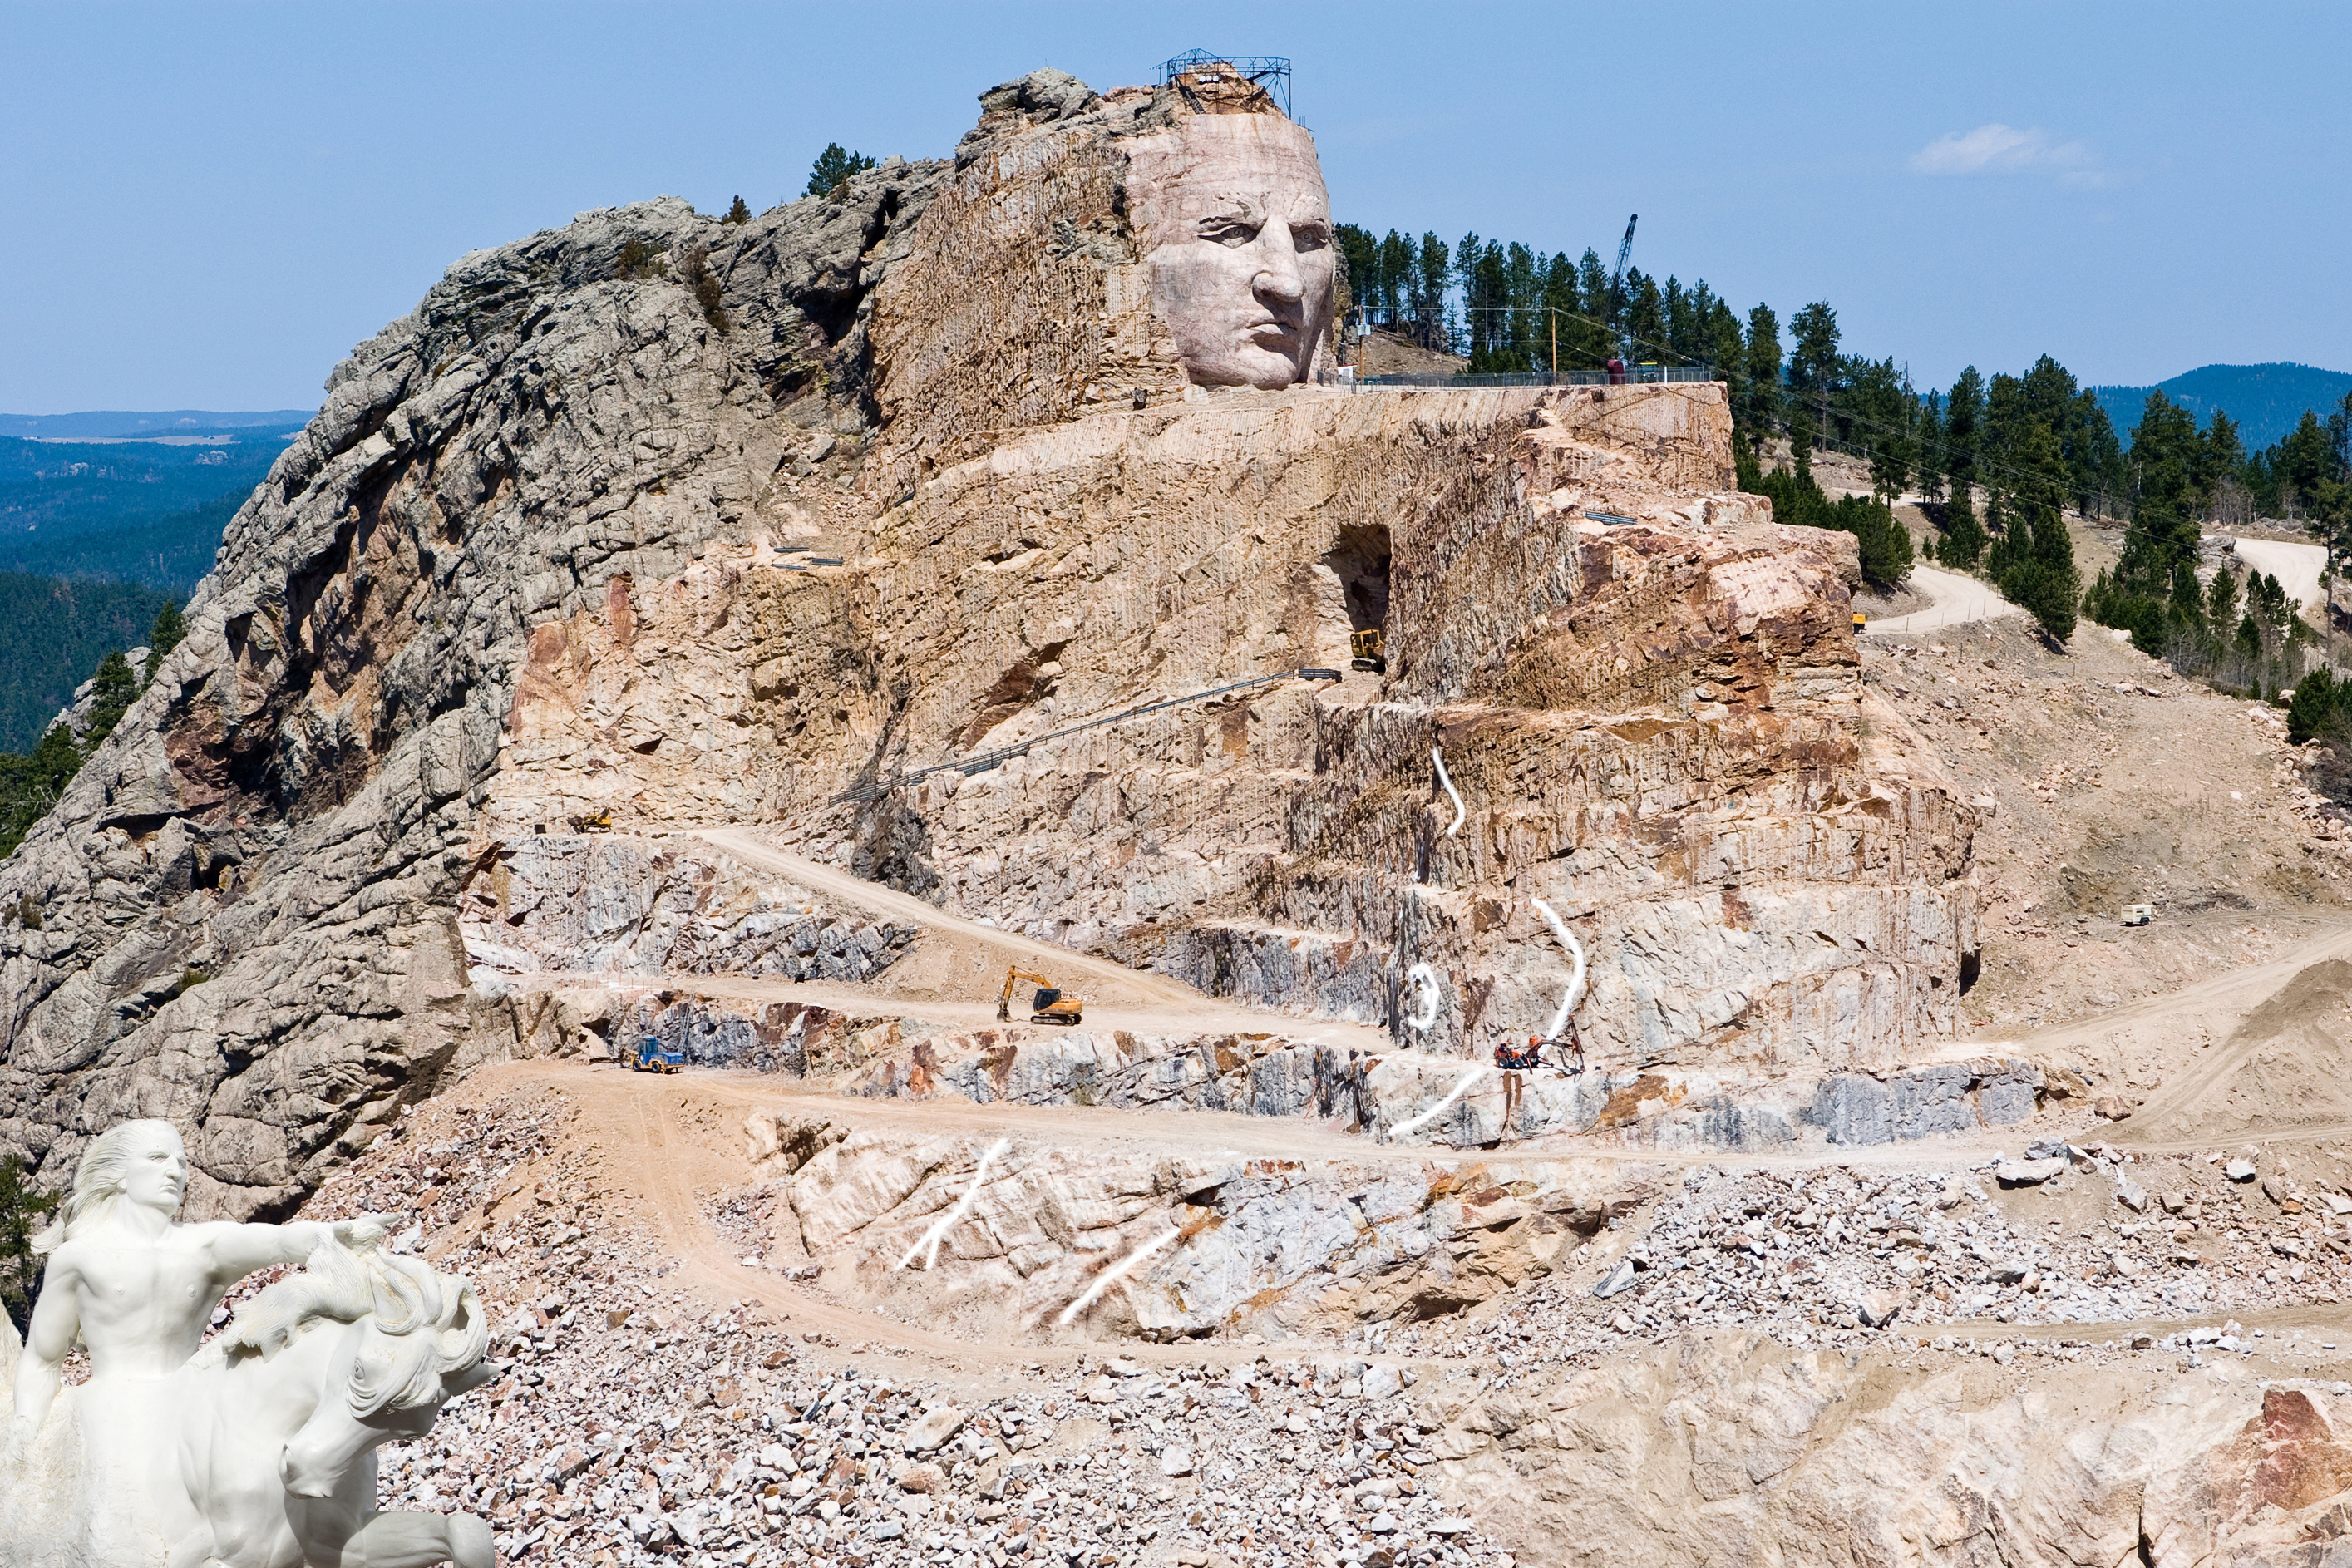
[1199,218,1262,248]
[1291,222,1331,252]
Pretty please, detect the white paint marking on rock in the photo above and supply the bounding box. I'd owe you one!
[897,1137,1010,1271]
[1432,747,1466,836]
[1388,1064,1496,1140]
[1531,898,1587,1039]
[1403,962,1442,1033]
[1058,1225,1181,1325]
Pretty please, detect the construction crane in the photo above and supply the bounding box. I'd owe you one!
[996,967,1085,1026]
[1605,214,1639,348]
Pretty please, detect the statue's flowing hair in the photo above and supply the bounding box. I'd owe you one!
[217,1240,488,1416]
[31,1118,181,1255]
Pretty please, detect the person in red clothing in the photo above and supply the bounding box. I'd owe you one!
[1605,354,1626,385]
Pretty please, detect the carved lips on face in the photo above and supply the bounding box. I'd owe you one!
[1128,116,1336,391]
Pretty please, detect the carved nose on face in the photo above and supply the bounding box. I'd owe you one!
[1254,230,1306,306]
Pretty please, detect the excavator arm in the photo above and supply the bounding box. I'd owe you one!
[997,968,1054,1023]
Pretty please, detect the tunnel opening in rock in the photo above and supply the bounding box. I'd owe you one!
[1326,524,1391,669]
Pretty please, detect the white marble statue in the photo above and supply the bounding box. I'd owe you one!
[1127,111,1337,390]
[0,1119,495,1567]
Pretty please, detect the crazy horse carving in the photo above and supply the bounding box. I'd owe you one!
[1,1120,493,1567]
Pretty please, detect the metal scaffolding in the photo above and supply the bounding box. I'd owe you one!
[1156,50,1292,117]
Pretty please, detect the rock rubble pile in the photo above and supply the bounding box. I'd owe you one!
[279,1087,1525,1568]
[1378,1141,2352,1368]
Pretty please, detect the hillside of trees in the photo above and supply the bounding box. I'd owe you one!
[2092,364,2352,453]
[0,571,174,752]
[0,585,185,860]
[0,430,288,591]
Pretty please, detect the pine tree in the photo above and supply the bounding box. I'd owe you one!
[1847,357,1912,503]
[1335,224,1378,337]
[1915,394,1946,505]
[1945,367,1984,502]
[2290,668,2343,744]
[2207,566,2242,632]
[1787,302,1842,456]
[0,1154,58,1332]
[1413,234,1452,352]
[1624,269,1664,363]
[144,601,185,682]
[1998,425,2079,643]
[806,143,877,198]
[2169,557,2207,629]
[1733,430,1763,492]
[1703,298,1743,389]
[1941,485,1985,570]
[1741,304,1782,436]
[1378,231,1413,325]
[724,195,751,225]
[80,651,137,758]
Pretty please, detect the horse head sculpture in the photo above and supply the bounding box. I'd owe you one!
[185,1239,497,1568]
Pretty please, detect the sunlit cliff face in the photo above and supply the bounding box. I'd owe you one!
[1127,114,1335,390]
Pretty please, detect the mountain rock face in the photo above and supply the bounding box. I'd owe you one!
[0,163,954,1211]
[0,69,1975,1212]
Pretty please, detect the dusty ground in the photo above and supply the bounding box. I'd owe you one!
[249,1041,2352,1568]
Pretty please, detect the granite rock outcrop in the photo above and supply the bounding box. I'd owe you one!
[0,163,952,1209]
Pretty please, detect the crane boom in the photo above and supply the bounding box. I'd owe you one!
[1606,213,1638,333]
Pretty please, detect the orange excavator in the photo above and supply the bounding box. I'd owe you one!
[996,967,1085,1026]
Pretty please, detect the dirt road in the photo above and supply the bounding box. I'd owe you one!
[1860,564,2024,636]
[2221,534,2326,614]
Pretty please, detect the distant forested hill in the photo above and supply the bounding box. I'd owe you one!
[0,571,170,751]
[0,428,292,590]
[0,408,311,439]
[2093,364,2352,451]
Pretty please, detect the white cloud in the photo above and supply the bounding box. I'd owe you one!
[1908,123,2098,179]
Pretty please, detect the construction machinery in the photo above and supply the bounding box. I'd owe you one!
[1350,628,1386,673]
[997,967,1085,1026]
[1604,214,1638,341]
[631,1035,683,1073]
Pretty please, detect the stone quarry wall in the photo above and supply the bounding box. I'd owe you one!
[458,835,917,985]
[473,374,1976,1089]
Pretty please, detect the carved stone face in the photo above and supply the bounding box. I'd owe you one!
[1127,115,1335,390]
[118,1121,187,1215]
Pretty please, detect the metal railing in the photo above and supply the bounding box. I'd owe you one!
[1339,366,1719,390]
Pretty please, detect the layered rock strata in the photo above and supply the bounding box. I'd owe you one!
[732,1113,1654,1342]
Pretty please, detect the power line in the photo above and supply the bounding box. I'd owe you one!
[831,666,1344,804]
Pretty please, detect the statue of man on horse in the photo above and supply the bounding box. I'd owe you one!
[2,1118,496,1567]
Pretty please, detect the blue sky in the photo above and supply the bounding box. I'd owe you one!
[2,1,2345,412]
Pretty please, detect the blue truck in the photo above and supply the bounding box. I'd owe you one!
[630,1035,684,1073]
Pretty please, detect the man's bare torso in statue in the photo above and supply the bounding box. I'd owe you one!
[12,1120,385,1437]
